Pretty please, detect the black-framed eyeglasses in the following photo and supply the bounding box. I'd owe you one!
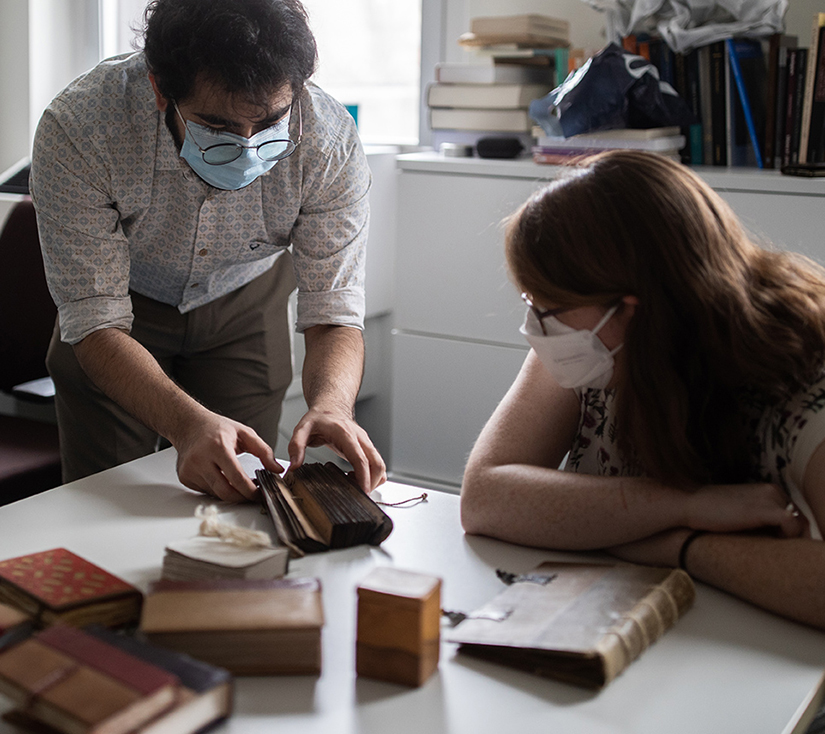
[174,96,302,165]
[521,292,571,336]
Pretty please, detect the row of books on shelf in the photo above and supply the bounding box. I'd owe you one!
[623,13,825,169]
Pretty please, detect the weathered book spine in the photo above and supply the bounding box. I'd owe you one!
[597,569,695,686]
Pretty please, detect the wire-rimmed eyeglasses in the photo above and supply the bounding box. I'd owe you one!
[174,96,302,165]
[521,293,571,336]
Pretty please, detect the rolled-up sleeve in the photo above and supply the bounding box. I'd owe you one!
[291,102,370,333]
[30,102,133,345]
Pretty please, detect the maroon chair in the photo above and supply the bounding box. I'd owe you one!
[0,199,61,505]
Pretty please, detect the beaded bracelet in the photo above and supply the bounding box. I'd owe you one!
[678,530,706,572]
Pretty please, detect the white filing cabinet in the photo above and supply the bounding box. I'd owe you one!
[390,153,825,491]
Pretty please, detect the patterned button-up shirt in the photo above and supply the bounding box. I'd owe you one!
[30,52,369,345]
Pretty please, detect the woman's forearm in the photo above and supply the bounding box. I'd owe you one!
[683,533,825,630]
[461,463,692,549]
[461,462,803,551]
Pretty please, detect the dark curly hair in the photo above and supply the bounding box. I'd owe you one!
[142,0,317,105]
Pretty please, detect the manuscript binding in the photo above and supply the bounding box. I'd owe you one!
[256,463,393,555]
[447,561,695,689]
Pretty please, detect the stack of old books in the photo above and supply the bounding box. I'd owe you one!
[532,127,687,165]
[429,14,570,153]
[0,624,233,734]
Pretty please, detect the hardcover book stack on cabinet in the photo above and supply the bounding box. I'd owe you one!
[429,14,570,153]
[532,126,686,164]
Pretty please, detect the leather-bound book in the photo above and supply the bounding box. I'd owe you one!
[0,548,142,628]
[82,625,233,734]
[256,463,393,555]
[139,578,324,675]
[0,624,179,734]
[0,602,33,650]
[447,561,695,689]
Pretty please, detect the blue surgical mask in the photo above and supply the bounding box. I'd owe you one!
[178,113,291,191]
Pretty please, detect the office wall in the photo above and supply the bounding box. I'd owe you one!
[0,0,99,174]
[0,1,30,174]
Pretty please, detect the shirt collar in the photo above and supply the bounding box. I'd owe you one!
[155,109,184,171]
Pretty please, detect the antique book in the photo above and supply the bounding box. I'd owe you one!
[434,60,554,85]
[447,561,695,689]
[0,548,142,628]
[139,578,324,675]
[256,463,393,555]
[0,602,33,651]
[427,83,553,110]
[356,567,442,687]
[469,14,569,39]
[429,107,534,133]
[0,625,179,734]
[83,626,233,734]
[161,536,289,582]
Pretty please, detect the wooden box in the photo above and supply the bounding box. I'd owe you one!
[356,567,441,687]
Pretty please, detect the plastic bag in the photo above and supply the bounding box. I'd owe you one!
[581,0,787,54]
[529,43,695,138]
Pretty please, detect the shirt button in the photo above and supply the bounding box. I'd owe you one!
[190,283,199,288]
[198,249,208,257]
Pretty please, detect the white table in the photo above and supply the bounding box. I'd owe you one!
[0,449,823,734]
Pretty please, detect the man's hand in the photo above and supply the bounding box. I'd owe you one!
[288,405,386,492]
[174,409,283,502]
[73,328,283,503]
[297,324,386,493]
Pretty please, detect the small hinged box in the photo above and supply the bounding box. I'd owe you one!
[356,567,442,686]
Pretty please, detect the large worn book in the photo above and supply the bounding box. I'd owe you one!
[447,561,695,689]
[0,625,179,734]
[139,578,324,675]
[256,463,393,555]
[0,548,142,628]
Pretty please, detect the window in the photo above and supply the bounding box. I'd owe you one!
[100,0,423,145]
[301,0,421,145]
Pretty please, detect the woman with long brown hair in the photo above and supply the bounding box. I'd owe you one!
[461,150,825,630]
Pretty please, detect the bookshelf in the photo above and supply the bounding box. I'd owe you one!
[388,153,825,489]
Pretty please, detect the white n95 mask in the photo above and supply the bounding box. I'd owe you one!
[519,305,622,389]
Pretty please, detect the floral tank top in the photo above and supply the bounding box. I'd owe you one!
[565,377,825,539]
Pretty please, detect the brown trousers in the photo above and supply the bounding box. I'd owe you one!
[46,254,296,483]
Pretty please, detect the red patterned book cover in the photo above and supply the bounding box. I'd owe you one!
[0,548,142,627]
